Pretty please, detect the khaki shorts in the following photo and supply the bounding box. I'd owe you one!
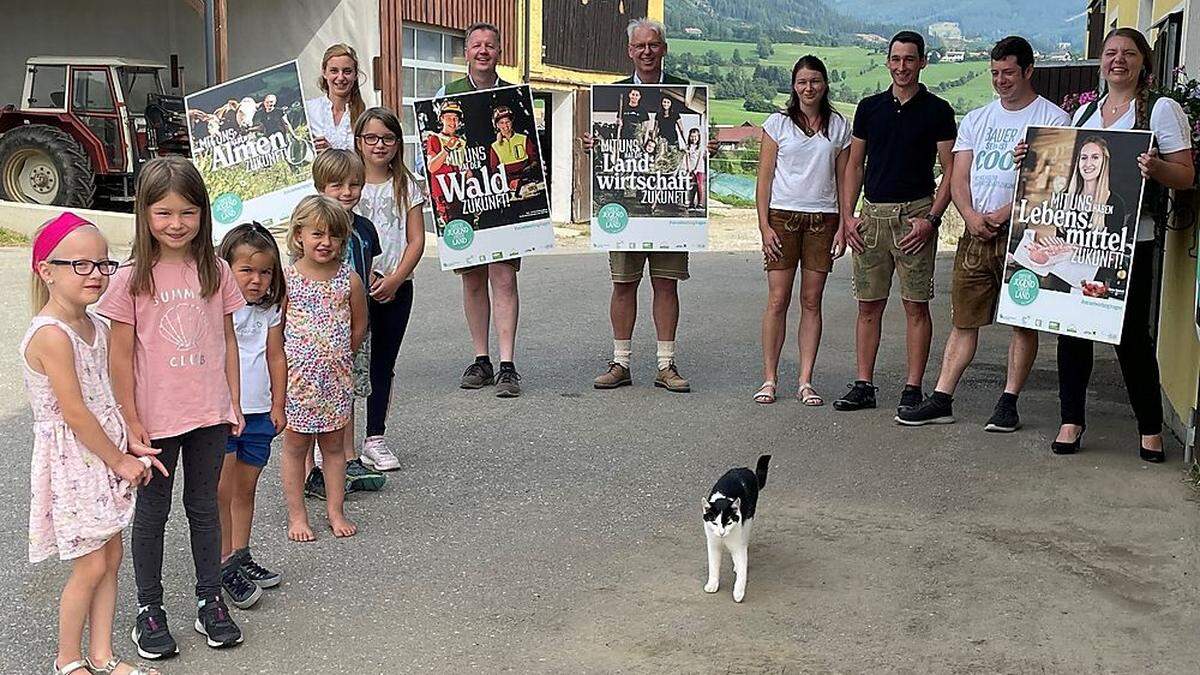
[764,209,837,273]
[352,333,371,399]
[950,231,1007,329]
[454,257,522,276]
[852,197,936,303]
[609,251,690,283]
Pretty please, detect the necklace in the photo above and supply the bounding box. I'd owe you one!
[1106,98,1132,115]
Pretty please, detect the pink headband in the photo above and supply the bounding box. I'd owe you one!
[32,212,92,271]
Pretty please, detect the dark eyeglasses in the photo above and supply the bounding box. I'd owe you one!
[358,133,398,146]
[48,259,119,276]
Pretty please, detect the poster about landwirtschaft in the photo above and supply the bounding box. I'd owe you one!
[590,84,708,251]
[413,84,553,270]
[185,60,315,241]
[996,125,1153,344]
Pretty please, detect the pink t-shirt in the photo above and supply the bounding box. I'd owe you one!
[97,258,245,440]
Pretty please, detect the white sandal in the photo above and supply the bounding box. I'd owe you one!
[86,656,160,675]
[753,381,777,404]
[53,660,89,675]
[798,383,824,406]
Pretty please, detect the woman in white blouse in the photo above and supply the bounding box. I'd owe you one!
[1048,27,1195,462]
[305,43,366,152]
[754,55,851,406]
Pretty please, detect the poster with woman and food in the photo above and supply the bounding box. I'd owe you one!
[997,125,1153,344]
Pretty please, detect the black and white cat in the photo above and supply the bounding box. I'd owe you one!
[702,455,771,603]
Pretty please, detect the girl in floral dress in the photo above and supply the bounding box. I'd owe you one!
[24,213,165,675]
[281,195,367,541]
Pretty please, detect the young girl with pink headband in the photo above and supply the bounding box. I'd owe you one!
[24,212,167,675]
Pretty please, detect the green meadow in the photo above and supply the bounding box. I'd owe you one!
[673,38,995,126]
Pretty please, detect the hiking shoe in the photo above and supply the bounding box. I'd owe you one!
[495,366,522,398]
[304,467,326,500]
[460,360,495,389]
[655,363,691,392]
[131,605,178,660]
[984,394,1021,433]
[345,458,385,491]
[238,549,281,589]
[221,560,262,610]
[361,435,400,471]
[593,362,632,389]
[898,384,923,412]
[896,392,955,426]
[832,381,878,411]
[194,596,243,649]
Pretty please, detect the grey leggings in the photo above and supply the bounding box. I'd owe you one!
[132,424,229,607]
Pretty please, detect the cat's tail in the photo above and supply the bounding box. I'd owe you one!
[755,454,772,489]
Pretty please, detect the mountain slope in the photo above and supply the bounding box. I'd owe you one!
[834,0,1083,50]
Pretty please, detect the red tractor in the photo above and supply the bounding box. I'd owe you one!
[0,57,190,207]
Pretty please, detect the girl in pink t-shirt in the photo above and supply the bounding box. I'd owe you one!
[25,213,167,675]
[97,157,247,658]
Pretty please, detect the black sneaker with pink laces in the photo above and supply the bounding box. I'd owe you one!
[194,596,243,649]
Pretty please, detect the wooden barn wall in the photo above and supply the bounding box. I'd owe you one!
[401,0,517,65]
[543,0,648,73]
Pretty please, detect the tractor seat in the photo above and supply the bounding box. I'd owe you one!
[50,91,65,107]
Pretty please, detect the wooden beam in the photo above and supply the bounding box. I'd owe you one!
[214,0,228,82]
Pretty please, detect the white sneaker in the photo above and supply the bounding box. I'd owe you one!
[361,435,400,471]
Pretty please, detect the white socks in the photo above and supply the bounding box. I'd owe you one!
[613,339,632,369]
[656,341,675,371]
[613,340,675,369]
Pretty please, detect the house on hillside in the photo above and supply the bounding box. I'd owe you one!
[683,27,702,36]
[714,122,761,150]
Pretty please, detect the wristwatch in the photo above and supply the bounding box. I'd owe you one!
[928,212,943,228]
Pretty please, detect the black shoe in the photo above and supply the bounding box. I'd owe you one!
[1140,446,1166,463]
[495,365,522,398]
[461,359,495,389]
[131,605,179,660]
[1051,426,1085,454]
[984,394,1021,433]
[238,549,281,589]
[303,467,326,500]
[897,384,923,412]
[895,392,954,426]
[221,560,262,610]
[832,381,878,411]
[345,458,385,491]
[194,596,243,649]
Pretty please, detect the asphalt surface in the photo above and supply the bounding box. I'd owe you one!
[2,246,1198,674]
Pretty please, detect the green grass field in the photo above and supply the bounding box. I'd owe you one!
[673,38,995,126]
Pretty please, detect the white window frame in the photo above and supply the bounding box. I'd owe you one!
[402,25,468,174]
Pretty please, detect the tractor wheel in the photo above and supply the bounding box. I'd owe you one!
[0,125,96,207]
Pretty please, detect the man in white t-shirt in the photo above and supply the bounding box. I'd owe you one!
[898,36,1070,430]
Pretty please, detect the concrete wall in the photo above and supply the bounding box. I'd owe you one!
[0,0,381,105]
[0,201,134,246]
[0,1,204,102]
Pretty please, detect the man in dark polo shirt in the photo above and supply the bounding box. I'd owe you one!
[432,22,524,398]
[591,17,693,393]
[833,30,956,413]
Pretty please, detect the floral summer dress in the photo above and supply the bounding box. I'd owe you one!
[22,314,135,563]
[284,263,353,433]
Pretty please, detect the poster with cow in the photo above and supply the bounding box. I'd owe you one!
[185,60,315,241]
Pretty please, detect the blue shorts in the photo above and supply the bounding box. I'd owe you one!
[226,413,277,468]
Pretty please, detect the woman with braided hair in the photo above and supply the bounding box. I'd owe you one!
[1049,27,1194,462]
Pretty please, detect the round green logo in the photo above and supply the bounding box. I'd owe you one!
[597,203,629,234]
[443,219,475,251]
[212,193,243,225]
[1009,269,1040,306]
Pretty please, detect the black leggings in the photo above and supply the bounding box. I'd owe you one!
[1057,241,1162,435]
[367,280,414,436]
[133,424,230,606]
